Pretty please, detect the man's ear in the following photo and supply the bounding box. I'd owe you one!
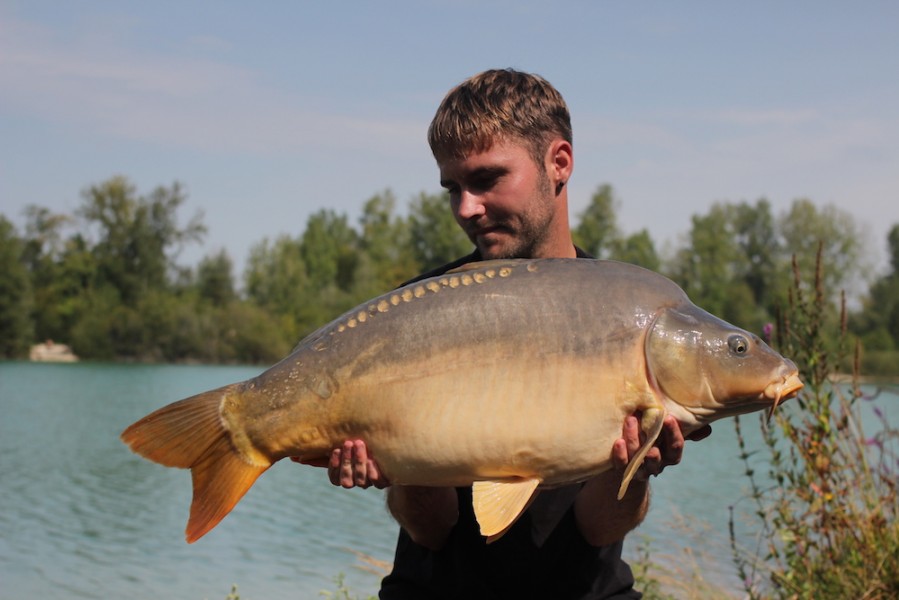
[546,139,573,189]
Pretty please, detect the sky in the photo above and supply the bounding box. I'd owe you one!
[2,1,898,283]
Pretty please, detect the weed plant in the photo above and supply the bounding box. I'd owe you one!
[730,248,899,599]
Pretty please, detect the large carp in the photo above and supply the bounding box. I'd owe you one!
[121,259,802,543]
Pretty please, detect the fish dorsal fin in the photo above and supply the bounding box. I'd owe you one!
[617,406,666,499]
[472,478,541,543]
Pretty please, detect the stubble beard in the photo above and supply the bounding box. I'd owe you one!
[478,171,556,260]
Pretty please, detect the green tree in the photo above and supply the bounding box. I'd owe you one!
[62,176,206,359]
[300,209,359,293]
[851,223,899,353]
[356,191,418,294]
[407,191,472,271]
[887,224,899,347]
[778,199,867,302]
[297,209,363,330]
[891,224,899,274]
[572,184,621,259]
[731,199,781,312]
[244,235,310,342]
[611,229,660,271]
[46,234,97,345]
[218,301,292,364]
[669,203,761,329]
[22,205,71,268]
[196,249,236,307]
[77,176,205,306]
[0,216,34,357]
[666,198,868,336]
[21,206,84,342]
[69,286,119,359]
[571,184,660,270]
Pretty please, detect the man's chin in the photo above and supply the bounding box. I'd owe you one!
[475,229,529,260]
[478,241,520,260]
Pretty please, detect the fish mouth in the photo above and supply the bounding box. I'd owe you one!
[764,372,804,420]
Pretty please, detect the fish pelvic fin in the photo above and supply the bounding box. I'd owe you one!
[120,384,270,543]
[472,478,541,543]
[617,406,666,500]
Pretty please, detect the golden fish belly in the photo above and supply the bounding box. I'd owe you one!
[243,342,650,489]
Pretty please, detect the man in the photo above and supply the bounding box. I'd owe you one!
[302,68,710,599]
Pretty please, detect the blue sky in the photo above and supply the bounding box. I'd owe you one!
[2,1,897,281]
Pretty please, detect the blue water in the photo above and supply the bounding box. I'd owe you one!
[0,362,894,599]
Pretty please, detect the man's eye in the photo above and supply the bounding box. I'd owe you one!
[471,176,497,192]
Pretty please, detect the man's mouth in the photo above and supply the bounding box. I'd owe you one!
[471,224,506,238]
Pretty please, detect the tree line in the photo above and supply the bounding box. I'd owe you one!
[1,176,896,374]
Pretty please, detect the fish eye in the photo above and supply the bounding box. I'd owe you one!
[728,334,749,356]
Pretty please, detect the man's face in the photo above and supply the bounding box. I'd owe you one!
[438,140,557,260]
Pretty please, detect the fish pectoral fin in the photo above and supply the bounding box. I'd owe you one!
[472,478,541,543]
[618,406,666,500]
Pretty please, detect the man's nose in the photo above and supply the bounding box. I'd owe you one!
[455,189,486,220]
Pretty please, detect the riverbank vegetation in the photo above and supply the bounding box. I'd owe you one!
[1,176,898,377]
[729,248,899,599]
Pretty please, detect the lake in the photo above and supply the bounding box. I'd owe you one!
[1,362,894,599]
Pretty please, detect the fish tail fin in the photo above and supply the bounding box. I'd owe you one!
[120,384,270,543]
[185,433,268,543]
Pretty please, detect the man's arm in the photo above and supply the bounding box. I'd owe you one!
[574,415,712,546]
[386,486,459,550]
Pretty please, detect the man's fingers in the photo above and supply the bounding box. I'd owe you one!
[611,438,629,470]
[640,447,662,478]
[367,459,390,489]
[659,417,684,467]
[327,447,343,487]
[353,440,370,488]
[687,424,712,442]
[338,440,357,488]
[623,415,641,455]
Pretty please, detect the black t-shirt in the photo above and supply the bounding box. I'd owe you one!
[379,249,641,600]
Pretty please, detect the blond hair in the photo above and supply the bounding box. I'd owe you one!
[427,68,572,167]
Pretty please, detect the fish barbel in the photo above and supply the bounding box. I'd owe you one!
[121,259,803,543]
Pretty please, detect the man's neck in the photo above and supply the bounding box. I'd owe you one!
[530,236,578,260]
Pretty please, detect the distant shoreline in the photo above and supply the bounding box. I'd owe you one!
[829,373,899,385]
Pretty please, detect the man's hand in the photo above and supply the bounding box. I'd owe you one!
[293,440,455,549]
[575,415,712,545]
[291,440,390,489]
[610,415,712,482]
